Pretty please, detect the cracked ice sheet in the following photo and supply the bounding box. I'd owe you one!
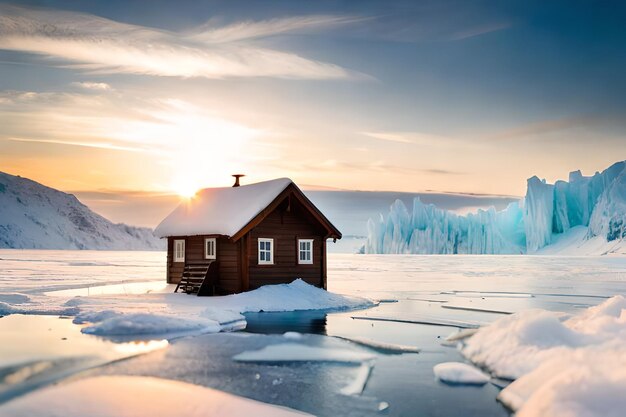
[233,342,378,397]
[0,375,312,417]
[83,333,385,417]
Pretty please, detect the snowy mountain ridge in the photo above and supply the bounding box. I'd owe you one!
[0,171,163,250]
[366,161,626,255]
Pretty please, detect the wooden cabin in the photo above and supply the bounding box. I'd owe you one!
[154,177,341,295]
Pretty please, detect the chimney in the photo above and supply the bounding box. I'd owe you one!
[232,174,245,187]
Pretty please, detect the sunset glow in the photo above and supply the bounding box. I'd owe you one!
[0,1,624,223]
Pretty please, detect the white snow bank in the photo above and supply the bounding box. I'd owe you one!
[462,296,626,416]
[498,346,626,415]
[0,375,312,417]
[233,343,376,363]
[21,279,373,338]
[0,279,371,339]
[462,295,626,379]
[433,362,490,385]
[205,278,374,313]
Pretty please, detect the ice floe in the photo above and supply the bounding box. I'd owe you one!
[336,336,421,354]
[233,343,376,363]
[81,313,222,337]
[433,362,490,385]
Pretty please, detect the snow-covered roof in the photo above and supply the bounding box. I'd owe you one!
[154,178,293,238]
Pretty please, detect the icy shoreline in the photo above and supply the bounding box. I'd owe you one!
[0,279,375,338]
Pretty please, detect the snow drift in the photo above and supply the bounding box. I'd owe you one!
[460,295,626,417]
[366,161,626,255]
[0,171,162,250]
[1,279,374,338]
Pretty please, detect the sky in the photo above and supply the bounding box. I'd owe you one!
[1,0,625,225]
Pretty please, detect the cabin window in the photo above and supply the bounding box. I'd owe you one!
[298,239,314,264]
[173,239,185,262]
[204,238,216,260]
[258,238,274,265]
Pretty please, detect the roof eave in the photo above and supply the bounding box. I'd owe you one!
[229,182,342,242]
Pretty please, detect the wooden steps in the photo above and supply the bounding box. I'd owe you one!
[175,261,219,296]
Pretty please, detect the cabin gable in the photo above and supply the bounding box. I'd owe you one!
[246,194,326,290]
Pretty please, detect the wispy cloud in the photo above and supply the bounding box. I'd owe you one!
[277,158,462,177]
[71,81,111,91]
[448,22,511,41]
[484,116,601,141]
[189,15,367,43]
[361,131,459,146]
[6,136,145,152]
[0,4,361,80]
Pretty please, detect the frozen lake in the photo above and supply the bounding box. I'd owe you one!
[1,250,625,416]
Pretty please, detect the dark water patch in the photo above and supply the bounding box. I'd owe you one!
[243,310,328,335]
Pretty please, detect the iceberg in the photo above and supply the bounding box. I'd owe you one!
[366,161,626,254]
[366,199,525,254]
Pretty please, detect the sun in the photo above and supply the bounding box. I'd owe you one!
[176,184,198,199]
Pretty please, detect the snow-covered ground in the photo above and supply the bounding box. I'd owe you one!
[461,296,626,416]
[1,251,625,416]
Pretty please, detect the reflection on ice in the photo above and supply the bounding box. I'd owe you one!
[0,375,312,417]
[0,315,168,404]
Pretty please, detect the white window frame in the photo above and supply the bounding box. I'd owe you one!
[258,238,274,265]
[173,239,185,263]
[298,239,314,264]
[204,238,216,260]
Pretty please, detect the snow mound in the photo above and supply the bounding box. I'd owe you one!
[461,296,626,416]
[233,343,376,363]
[211,278,374,313]
[0,375,312,417]
[283,331,304,340]
[45,279,374,339]
[81,313,221,336]
[433,362,490,385]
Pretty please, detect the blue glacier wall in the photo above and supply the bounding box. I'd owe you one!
[366,161,626,254]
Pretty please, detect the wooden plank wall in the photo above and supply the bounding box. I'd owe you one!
[247,201,326,290]
[166,237,183,284]
[217,237,240,294]
[166,235,240,293]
